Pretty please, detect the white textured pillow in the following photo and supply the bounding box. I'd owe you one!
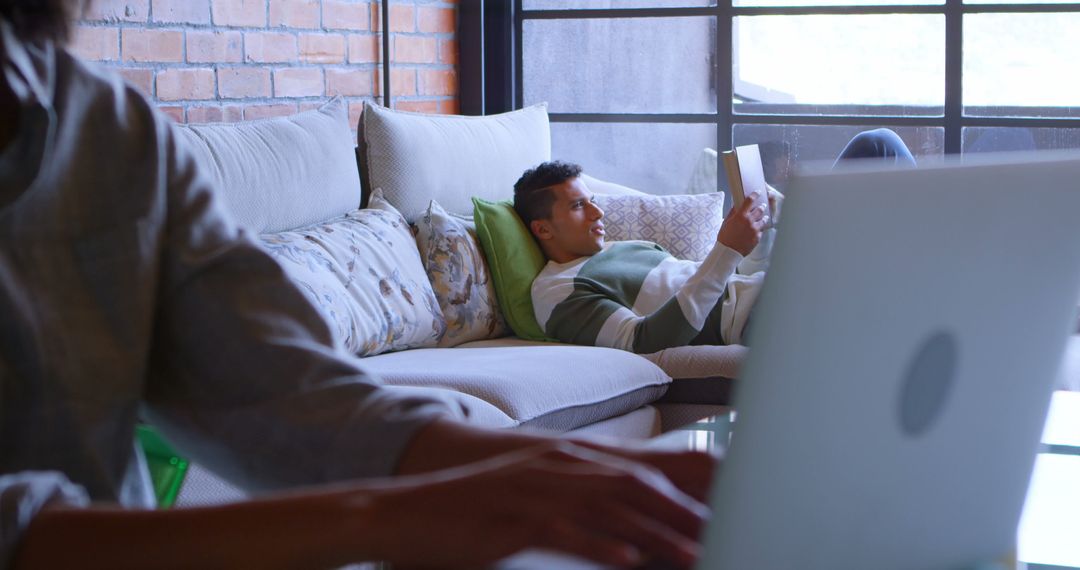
[359,102,551,222]
[594,192,726,261]
[178,97,361,234]
[581,173,648,197]
[414,200,508,347]
[260,189,445,356]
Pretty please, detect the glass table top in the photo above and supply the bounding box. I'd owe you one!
[657,391,1080,570]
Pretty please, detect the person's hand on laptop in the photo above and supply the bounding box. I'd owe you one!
[372,441,709,569]
[718,191,770,256]
[573,441,718,502]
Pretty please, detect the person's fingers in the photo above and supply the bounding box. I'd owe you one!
[538,447,708,540]
[583,501,701,567]
[632,450,718,502]
[741,193,760,212]
[606,468,708,542]
[536,516,643,568]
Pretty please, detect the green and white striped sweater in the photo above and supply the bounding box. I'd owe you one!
[531,241,765,353]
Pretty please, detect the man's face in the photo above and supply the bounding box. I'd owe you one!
[530,177,605,264]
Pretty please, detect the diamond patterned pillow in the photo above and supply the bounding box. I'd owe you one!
[414,200,509,347]
[594,192,726,261]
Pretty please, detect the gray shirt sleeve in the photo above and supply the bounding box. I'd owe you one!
[0,472,90,570]
[140,117,458,492]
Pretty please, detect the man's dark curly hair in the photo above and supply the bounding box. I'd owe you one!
[513,161,583,229]
[1,0,87,43]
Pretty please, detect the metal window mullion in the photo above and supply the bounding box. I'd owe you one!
[515,0,524,109]
[963,116,1080,129]
[964,3,1080,12]
[734,4,943,15]
[719,1,734,154]
[549,113,945,127]
[719,2,734,210]
[520,5,969,19]
[382,0,391,108]
[523,7,719,19]
[944,0,963,153]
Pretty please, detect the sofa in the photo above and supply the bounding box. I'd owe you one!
[164,97,748,505]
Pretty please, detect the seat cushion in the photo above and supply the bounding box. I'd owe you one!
[360,338,671,431]
[642,344,748,405]
[642,344,746,379]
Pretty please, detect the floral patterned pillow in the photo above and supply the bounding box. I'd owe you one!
[593,192,726,261]
[414,200,509,347]
[260,190,445,356]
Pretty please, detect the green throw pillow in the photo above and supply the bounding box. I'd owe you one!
[472,197,554,342]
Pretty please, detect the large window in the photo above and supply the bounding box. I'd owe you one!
[463,1,1080,194]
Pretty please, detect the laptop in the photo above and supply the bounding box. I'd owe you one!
[503,151,1080,570]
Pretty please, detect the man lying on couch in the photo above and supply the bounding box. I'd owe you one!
[518,132,915,353]
[0,1,711,569]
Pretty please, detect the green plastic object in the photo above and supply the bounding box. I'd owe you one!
[471,197,556,342]
[136,425,189,509]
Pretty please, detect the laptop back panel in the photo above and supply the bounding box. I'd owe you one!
[699,153,1080,570]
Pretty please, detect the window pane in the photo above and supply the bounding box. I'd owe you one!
[734,15,944,115]
[733,124,944,189]
[524,17,717,113]
[525,0,715,7]
[551,122,718,195]
[963,127,1080,153]
[964,14,1080,117]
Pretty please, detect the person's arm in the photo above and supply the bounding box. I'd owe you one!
[398,418,718,502]
[14,486,381,570]
[15,442,712,570]
[543,196,766,353]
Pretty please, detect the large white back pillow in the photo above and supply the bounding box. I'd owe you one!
[359,102,551,222]
[177,97,361,234]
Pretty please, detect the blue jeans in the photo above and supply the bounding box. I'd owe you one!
[833,128,916,168]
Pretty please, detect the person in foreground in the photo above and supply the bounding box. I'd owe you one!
[0,1,714,568]
[518,133,915,353]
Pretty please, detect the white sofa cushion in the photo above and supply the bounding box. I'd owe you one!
[259,190,445,356]
[177,97,360,233]
[414,199,509,347]
[360,338,671,431]
[359,102,551,222]
[581,173,648,197]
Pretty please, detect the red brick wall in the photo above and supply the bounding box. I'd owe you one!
[70,0,459,129]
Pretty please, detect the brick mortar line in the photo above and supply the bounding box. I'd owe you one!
[156,95,453,107]
[79,22,374,33]
[78,21,452,36]
[96,62,451,69]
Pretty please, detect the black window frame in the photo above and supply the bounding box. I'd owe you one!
[460,0,1080,164]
